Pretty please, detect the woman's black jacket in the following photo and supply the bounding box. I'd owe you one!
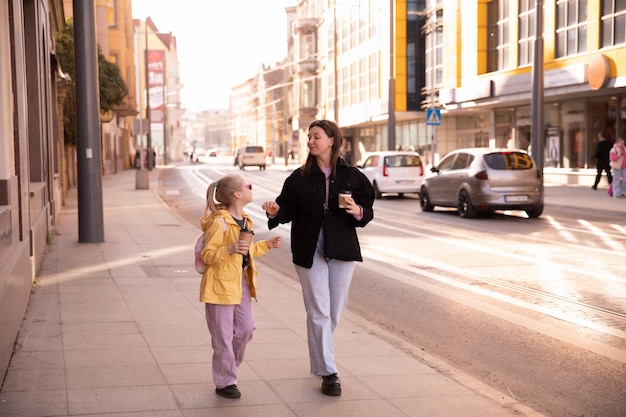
[268,158,375,268]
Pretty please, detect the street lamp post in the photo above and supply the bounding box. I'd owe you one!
[144,24,154,171]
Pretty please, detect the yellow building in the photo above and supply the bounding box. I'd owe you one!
[105,0,138,171]
[437,0,626,184]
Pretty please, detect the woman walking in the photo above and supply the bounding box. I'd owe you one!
[262,120,375,396]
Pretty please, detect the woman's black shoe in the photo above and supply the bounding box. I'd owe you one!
[215,384,241,398]
[321,373,342,396]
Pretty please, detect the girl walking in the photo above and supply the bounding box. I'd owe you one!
[200,174,282,398]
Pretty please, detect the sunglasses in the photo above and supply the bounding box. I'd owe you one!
[245,182,252,190]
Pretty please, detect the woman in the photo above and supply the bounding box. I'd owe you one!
[262,120,375,396]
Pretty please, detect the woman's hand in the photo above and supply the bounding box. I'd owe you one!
[342,196,361,216]
[262,201,280,217]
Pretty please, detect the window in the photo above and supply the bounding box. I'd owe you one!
[107,0,117,27]
[518,0,535,66]
[303,80,314,108]
[556,0,587,57]
[601,0,626,47]
[487,0,511,72]
[426,24,444,89]
[437,153,457,171]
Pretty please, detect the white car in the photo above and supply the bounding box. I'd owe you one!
[358,151,425,198]
[236,145,266,170]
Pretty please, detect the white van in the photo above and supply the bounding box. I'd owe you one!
[236,145,266,170]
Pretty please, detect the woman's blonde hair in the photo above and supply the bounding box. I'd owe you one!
[204,174,244,215]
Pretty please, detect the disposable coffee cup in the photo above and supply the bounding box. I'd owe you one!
[338,191,352,208]
[239,229,254,245]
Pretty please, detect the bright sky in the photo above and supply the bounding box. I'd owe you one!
[132,0,294,111]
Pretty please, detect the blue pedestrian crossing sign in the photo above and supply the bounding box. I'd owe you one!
[426,108,441,126]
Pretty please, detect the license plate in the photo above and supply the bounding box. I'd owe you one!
[396,180,414,185]
[505,195,528,202]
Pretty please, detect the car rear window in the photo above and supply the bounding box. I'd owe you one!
[484,152,534,170]
[384,155,422,167]
[245,146,264,153]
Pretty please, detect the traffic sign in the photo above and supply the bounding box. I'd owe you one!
[426,108,441,126]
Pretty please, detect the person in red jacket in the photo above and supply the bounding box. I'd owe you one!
[262,120,375,396]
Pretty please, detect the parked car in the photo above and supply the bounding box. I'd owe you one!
[236,145,266,170]
[419,148,544,218]
[358,151,425,198]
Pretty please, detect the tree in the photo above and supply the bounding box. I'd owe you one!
[55,18,129,145]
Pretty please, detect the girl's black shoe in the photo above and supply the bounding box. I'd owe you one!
[215,384,241,398]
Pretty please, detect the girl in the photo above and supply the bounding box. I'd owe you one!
[262,120,375,396]
[200,174,281,399]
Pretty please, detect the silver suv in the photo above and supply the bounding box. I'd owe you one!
[420,148,544,218]
[236,146,266,170]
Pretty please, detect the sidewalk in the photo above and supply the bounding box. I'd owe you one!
[0,167,594,417]
[544,181,625,217]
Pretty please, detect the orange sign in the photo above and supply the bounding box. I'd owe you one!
[587,54,609,90]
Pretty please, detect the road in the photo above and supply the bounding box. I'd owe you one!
[158,158,626,417]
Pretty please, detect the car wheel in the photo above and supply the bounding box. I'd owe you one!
[458,190,476,218]
[526,205,543,218]
[373,182,383,199]
[398,193,404,198]
[419,186,434,212]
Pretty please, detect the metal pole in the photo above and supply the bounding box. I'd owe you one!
[163,84,168,165]
[73,0,104,242]
[145,21,153,170]
[531,0,544,176]
[387,0,396,151]
[333,1,339,122]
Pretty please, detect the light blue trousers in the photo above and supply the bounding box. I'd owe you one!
[611,167,626,198]
[295,229,355,376]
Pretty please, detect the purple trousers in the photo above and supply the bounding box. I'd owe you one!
[205,277,255,388]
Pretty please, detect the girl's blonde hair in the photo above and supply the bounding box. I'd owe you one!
[204,174,244,215]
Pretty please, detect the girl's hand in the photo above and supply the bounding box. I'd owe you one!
[262,201,280,217]
[228,240,249,255]
[268,236,282,249]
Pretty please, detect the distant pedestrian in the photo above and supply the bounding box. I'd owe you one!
[261,119,375,396]
[199,174,282,399]
[609,138,626,198]
[592,133,613,190]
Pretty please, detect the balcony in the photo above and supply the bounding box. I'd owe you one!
[294,18,317,34]
[295,57,317,75]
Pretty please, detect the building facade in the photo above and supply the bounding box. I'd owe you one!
[242,0,625,186]
[438,0,626,184]
[134,17,184,166]
[0,0,65,379]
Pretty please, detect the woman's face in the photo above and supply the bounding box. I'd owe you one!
[307,126,334,159]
